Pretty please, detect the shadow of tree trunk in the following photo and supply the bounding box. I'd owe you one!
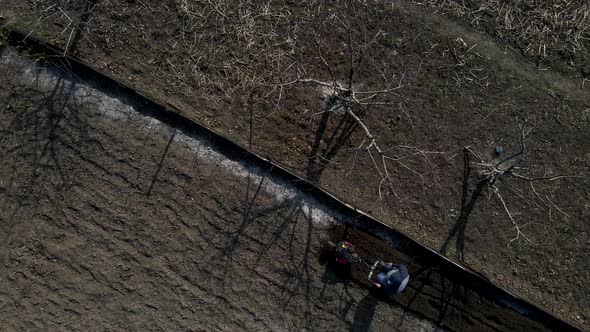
[306,110,359,184]
[67,0,96,54]
[146,128,176,196]
[440,148,487,261]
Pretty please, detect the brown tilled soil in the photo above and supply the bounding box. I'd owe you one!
[0,53,552,331]
[1,0,590,327]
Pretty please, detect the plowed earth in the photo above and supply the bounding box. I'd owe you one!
[0,52,551,331]
[1,0,590,327]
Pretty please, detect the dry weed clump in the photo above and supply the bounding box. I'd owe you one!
[415,0,590,57]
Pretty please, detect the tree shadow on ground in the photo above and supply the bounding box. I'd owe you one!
[276,202,316,330]
[440,148,487,262]
[306,109,360,184]
[146,128,176,196]
[219,165,327,329]
[394,266,458,331]
[0,63,92,274]
[67,0,96,54]
[221,166,277,264]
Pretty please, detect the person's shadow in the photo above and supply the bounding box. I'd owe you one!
[350,290,380,332]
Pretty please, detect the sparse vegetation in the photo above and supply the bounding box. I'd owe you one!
[416,0,590,59]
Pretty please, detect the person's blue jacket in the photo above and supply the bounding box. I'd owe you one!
[375,263,409,295]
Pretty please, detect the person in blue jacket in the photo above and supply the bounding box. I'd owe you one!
[373,262,410,295]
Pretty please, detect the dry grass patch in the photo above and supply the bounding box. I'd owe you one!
[416,0,590,57]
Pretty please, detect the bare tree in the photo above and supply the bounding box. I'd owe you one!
[465,124,587,245]
[277,16,443,206]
